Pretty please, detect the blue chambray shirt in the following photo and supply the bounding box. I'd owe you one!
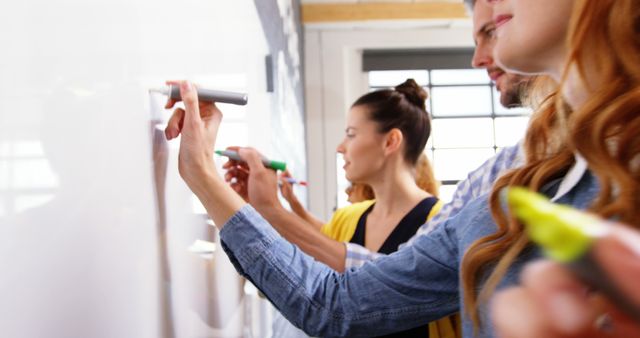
[219,170,600,338]
[346,143,523,268]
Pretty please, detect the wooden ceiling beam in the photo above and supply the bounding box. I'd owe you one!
[302,2,468,23]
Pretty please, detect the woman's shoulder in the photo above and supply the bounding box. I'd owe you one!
[331,200,375,222]
[322,200,376,239]
[426,198,443,221]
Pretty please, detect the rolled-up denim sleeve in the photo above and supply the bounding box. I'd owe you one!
[220,205,460,337]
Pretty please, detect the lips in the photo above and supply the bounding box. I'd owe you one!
[488,69,504,82]
[494,14,512,29]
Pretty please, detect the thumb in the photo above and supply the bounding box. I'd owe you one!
[238,148,266,172]
[596,224,640,306]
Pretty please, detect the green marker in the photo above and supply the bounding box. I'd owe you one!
[215,150,287,171]
[506,187,640,323]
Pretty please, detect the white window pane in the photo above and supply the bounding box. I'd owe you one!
[433,148,495,181]
[426,133,433,151]
[495,117,529,147]
[431,86,492,117]
[438,184,457,204]
[14,194,55,213]
[432,118,494,148]
[11,159,59,189]
[493,87,533,115]
[369,70,429,87]
[424,149,434,163]
[431,69,490,85]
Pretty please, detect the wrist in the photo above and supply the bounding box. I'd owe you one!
[256,201,287,220]
[185,168,222,199]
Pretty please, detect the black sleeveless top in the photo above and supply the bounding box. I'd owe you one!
[349,196,439,337]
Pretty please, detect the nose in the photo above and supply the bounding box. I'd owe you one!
[471,40,493,69]
[336,139,346,154]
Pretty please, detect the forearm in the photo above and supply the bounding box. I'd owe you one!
[186,171,247,229]
[259,205,346,272]
[219,208,458,337]
[288,199,325,230]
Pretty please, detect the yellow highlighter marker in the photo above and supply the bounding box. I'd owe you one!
[505,187,640,323]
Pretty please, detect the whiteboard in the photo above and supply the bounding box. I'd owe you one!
[0,0,273,337]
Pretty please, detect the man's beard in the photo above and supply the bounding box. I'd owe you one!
[500,76,533,108]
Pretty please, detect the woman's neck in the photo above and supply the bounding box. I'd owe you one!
[557,63,596,111]
[366,165,430,217]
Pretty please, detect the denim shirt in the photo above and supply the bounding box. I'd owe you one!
[219,171,600,338]
[346,143,523,267]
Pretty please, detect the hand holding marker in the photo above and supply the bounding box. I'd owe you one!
[215,150,287,172]
[505,187,640,323]
[215,150,308,186]
[151,85,248,105]
[282,177,308,186]
[154,85,304,184]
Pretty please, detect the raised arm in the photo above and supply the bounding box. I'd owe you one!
[163,80,246,226]
[279,171,325,230]
[218,200,462,337]
[168,80,462,337]
[223,148,347,271]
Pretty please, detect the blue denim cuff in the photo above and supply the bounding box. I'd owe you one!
[219,204,280,271]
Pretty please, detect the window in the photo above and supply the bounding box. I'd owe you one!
[370,69,530,203]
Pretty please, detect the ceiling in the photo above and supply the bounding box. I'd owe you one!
[300,0,468,25]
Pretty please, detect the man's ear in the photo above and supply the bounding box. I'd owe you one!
[383,128,404,156]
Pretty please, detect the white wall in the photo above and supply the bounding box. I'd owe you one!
[0,1,276,337]
[304,22,474,219]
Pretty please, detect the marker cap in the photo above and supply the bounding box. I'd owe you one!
[269,160,287,171]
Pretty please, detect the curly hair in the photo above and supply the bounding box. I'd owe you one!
[460,0,640,332]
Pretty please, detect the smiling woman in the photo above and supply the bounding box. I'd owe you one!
[492,0,574,75]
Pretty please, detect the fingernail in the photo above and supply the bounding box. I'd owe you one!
[613,228,640,258]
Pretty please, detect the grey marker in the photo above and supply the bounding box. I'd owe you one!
[150,85,248,106]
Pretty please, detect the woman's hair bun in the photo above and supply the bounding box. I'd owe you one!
[395,79,428,111]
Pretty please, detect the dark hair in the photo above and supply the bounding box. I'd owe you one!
[352,78,431,165]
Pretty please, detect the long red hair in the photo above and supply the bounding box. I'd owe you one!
[461,0,640,331]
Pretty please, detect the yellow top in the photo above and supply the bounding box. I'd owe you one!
[320,198,459,338]
[321,199,443,242]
